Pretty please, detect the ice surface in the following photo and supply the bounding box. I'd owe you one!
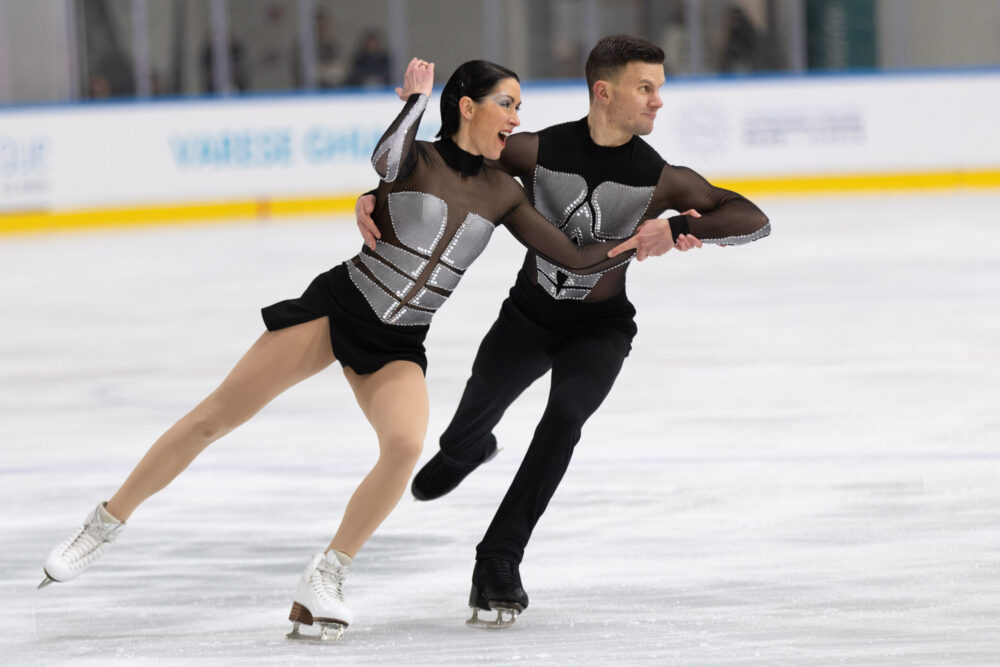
[2,192,999,665]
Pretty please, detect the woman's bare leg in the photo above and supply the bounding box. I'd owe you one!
[327,360,429,557]
[105,318,336,521]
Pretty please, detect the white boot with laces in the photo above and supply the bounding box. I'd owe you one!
[287,550,354,641]
[39,502,125,588]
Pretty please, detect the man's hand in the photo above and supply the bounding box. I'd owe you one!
[396,57,434,100]
[355,193,379,250]
[607,209,703,260]
[674,233,703,252]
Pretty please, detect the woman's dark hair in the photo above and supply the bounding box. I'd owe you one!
[585,35,664,101]
[437,60,519,139]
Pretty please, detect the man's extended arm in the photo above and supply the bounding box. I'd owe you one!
[653,164,770,245]
[610,164,769,259]
[608,211,703,261]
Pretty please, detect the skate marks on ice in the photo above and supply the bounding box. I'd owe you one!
[3,193,1000,664]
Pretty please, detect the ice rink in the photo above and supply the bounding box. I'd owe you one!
[2,191,999,665]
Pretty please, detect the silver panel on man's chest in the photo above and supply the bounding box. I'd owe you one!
[532,165,654,242]
[531,165,651,299]
[535,257,602,300]
[564,205,595,245]
[533,166,587,225]
[591,181,655,239]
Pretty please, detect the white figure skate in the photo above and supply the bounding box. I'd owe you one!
[286,551,353,641]
[38,502,125,589]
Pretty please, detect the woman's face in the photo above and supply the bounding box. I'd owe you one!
[464,77,521,159]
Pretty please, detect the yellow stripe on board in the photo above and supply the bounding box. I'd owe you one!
[716,169,1000,196]
[0,195,360,236]
[3,170,1000,235]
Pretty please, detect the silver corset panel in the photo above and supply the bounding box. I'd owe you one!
[441,213,494,271]
[370,239,427,279]
[411,287,448,310]
[532,165,652,299]
[358,252,415,299]
[350,191,497,326]
[346,261,433,326]
[388,191,448,255]
[427,263,462,291]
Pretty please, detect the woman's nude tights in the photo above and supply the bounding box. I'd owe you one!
[105,317,428,558]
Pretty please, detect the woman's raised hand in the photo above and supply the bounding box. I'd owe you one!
[396,58,435,100]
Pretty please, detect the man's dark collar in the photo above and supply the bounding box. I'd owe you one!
[576,117,635,153]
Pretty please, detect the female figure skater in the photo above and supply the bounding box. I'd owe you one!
[39,58,633,640]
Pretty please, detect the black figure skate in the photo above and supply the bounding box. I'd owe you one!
[466,558,528,629]
[411,435,499,501]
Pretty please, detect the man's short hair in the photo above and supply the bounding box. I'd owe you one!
[585,35,665,100]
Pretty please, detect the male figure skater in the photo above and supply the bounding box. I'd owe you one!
[356,35,770,626]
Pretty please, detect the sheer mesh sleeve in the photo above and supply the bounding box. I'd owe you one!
[652,165,771,245]
[488,132,539,181]
[371,93,428,183]
[501,186,633,274]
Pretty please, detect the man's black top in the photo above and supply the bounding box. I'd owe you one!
[495,117,770,302]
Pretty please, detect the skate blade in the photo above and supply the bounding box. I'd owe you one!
[37,575,55,590]
[286,621,346,642]
[466,605,519,629]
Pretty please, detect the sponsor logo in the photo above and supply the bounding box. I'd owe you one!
[170,129,294,168]
[302,127,384,163]
[743,109,866,147]
[0,135,50,202]
[168,123,420,169]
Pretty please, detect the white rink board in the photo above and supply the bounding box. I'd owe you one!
[0,92,430,212]
[2,71,1000,213]
[1,191,999,664]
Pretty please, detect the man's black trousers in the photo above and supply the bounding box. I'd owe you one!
[439,271,637,564]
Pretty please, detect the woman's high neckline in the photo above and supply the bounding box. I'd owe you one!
[434,137,485,176]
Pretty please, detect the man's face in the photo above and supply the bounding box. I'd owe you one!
[605,62,665,136]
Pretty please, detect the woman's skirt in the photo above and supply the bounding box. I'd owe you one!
[261,262,429,375]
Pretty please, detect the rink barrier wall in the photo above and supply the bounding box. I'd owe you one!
[2,69,999,234]
[3,169,1000,236]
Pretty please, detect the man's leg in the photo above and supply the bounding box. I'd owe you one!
[412,298,551,499]
[475,326,634,566]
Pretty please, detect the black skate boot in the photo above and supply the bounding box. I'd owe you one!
[411,436,498,501]
[466,558,528,629]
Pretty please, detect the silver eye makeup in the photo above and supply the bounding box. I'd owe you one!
[488,93,521,111]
